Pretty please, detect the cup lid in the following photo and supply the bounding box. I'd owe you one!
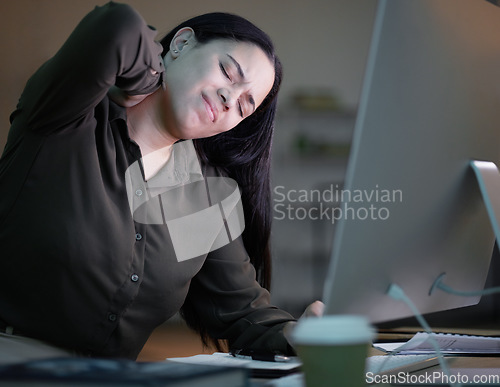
[291,315,375,345]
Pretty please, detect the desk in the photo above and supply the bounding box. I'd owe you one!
[250,356,500,387]
[138,324,500,386]
[250,330,500,387]
[373,356,500,386]
[372,327,500,386]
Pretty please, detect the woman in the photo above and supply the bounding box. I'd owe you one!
[0,2,322,363]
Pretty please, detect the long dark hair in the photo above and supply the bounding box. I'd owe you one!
[160,13,282,349]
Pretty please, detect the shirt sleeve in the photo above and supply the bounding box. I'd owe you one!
[16,1,164,133]
[183,236,297,355]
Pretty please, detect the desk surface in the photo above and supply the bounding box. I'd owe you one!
[251,356,500,387]
[255,327,500,387]
[379,356,500,386]
[139,324,500,386]
[373,327,500,386]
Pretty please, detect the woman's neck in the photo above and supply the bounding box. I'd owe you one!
[126,90,176,155]
[127,90,176,180]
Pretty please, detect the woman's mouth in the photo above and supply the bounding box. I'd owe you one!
[202,94,217,123]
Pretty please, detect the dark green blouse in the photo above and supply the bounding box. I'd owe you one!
[0,2,294,359]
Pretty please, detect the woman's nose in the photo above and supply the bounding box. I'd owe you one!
[218,88,234,111]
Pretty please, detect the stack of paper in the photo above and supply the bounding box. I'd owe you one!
[375,332,500,355]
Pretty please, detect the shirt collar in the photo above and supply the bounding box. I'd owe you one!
[147,140,204,189]
[108,98,128,123]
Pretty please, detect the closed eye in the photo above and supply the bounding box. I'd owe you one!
[237,100,243,118]
[219,62,231,81]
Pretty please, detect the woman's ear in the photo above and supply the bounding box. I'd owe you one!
[169,27,196,59]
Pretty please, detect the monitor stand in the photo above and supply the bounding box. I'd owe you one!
[430,160,500,296]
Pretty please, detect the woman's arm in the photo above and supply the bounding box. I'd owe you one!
[17,2,163,132]
[107,85,155,108]
[182,236,298,355]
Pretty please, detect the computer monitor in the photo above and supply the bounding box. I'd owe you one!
[323,0,500,323]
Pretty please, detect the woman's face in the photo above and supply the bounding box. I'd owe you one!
[161,31,275,140]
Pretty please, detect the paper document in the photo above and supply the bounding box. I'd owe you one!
[375,332,500,355]
[167,352,302,378]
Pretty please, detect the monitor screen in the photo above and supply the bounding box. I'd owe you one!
[323,0,500,323]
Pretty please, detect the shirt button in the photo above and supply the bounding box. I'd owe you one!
[131,274,139,282]
[135,233,142,241]
[108,313,117,322]
[135,189,143,197]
